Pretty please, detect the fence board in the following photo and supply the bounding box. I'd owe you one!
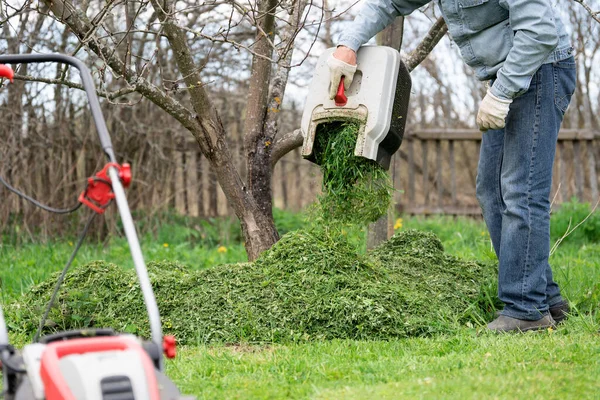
[436,139,443,208]
[397,129,600,215]
[406,129,598,141]
[588,141,599,201]
[573,140,584,200]
[449,140,456,205]
[422,140,429,206]
[407,139,415,204]
[186,150,199,217]
[175,150,186,214]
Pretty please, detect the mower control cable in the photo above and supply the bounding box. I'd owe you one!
[0,174,82,214]
[0,162,130,343]
[33,212,97,343]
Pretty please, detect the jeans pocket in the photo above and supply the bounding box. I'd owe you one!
[553,57,577,116]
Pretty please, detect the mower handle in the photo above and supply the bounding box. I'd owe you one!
[0,54,165,371]
[0,54,116,163]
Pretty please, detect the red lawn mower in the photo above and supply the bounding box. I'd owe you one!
[0,54,193,400]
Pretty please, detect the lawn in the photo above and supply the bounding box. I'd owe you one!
[1,206,600,399]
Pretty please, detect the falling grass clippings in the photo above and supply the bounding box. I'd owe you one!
[312,121,393,225]
[6,230,496,344]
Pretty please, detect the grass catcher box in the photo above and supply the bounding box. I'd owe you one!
[301,46,411,170]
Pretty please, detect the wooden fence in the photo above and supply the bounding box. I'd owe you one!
[2,128,598,231]
[391,129,600,215]
[168,128,600,217]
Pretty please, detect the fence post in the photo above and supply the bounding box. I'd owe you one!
[573,140,584,201]
[422,140,429,207]
[449,139,456,206]
[436,139,443,209]
[587,141,598,201]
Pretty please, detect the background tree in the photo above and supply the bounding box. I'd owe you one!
[1,0,598,258]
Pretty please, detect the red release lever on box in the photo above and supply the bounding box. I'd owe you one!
[0,65,14,83]
[334,76,347,107]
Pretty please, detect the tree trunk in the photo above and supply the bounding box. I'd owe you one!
[40,0,280,260]
[244,0,278,221]
[368,16,405,249]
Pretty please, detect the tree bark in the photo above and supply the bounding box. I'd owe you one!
[404,17,448,71]
[149,0,280,260]
[244,0,279,221]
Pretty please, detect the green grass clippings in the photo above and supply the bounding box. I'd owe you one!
[313,122,393,225]
[6,229,495,344]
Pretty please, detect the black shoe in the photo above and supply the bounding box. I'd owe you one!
[549,300,570,324]
[487,314,556,333]
[493,301,570,324]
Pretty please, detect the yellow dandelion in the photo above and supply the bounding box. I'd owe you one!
[394,218,403,230]
[163,243,169,248]
[480,231,487,236]
[217,246,227,253]
[68,241,74,247]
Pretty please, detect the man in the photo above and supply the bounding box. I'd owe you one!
[329,0,576,332]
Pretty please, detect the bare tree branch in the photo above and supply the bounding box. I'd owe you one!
[270,128,303,167]
[572,0,600,24]
[264,0,307,142]
[147,0,228,154]
[403,16,448,72]
[13,73,138,101]
[180,25,278,63]
[40,0,200,134]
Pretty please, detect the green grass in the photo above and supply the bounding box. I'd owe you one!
[2,208,600,399]
[0,238,247,303]
[169,321,600,399]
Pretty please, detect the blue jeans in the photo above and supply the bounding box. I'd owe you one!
[476,57,577,320]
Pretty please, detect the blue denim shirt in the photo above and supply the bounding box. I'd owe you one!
[338,0,573,100]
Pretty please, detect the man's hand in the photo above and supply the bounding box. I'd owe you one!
[477,89,513,131]
[328,46,357,100]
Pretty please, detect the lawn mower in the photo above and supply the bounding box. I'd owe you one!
[0,54,193,400]
[301,46,412,170]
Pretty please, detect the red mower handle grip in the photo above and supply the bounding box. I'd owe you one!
[334,76,347,107]
[0,64,14,83]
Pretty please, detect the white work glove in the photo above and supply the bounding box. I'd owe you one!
[327,54,357,100]
[477,89,513,131]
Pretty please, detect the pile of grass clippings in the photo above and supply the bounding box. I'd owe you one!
[6,230,496,344]
[5,121,496,344]
[313,121,393,224]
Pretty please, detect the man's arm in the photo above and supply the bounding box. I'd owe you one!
[329,0,431,99]
[338,0,433,52]
[491,0,559,100]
